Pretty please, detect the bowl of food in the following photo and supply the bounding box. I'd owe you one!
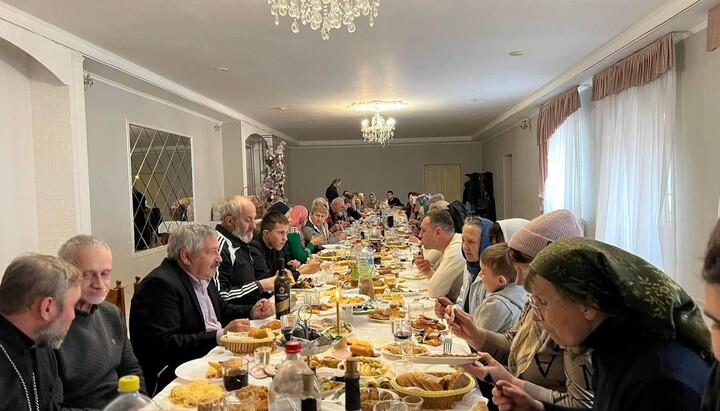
[391,371,476,409]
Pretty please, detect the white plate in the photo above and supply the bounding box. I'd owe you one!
[299,305,337,316]
[174,354,235,381]
[400,272,426,281]
[352,303,379,314]
[405,355,480,365]
[320,294,371,308]
[367,316,395,323]
[321,244,343,250]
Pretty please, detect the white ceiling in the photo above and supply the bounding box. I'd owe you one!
[2,0,706,142]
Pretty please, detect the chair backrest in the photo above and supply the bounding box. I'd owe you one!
[105,280,126,322]
[134,276,142,293]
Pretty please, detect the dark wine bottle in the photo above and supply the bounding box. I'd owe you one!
[274,258,290,319]
[344,358,361,411]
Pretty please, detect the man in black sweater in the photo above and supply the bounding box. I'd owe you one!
[57,235,146,409]
[386,190,404,207]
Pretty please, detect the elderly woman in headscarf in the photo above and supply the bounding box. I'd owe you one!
[447,210,592,410]
[284,205,323,264]
[436,216,492,319]
[492,237,712,411]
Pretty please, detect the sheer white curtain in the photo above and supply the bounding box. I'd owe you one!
[593,68,676,277]
[543,110,582,220]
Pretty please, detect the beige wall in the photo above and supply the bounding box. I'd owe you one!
[0,40,38,269]
[675,29,720,301]
[286,142,483,209]
[85,78,225,293]
[480,118,541,221]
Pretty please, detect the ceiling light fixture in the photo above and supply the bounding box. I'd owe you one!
[268,0,381,40]
[509,51,524,56]
[348,100,408,146]
[470,98,484,102]
[214,67,230,72]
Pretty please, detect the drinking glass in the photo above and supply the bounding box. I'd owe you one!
[196,398,223,411]
[254,346,272,367]
[408,302,424,321]
[391,318,411,342]
[373,400,408,411]
[225,391,255,411]
[221,358,249,392]
[340,305,354,326]
[402,396,423,411]
[280,313,297,338]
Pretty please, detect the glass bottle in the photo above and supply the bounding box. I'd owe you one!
[274,258,291,319]
[269,341,321,411]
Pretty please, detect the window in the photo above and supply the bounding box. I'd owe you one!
[128,124,194,252]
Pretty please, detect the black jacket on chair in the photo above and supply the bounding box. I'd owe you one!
[129,258,254,395]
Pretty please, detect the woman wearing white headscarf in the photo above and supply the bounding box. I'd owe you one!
[488,218,530,245]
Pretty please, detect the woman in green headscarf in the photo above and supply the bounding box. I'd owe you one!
[492,237,712,411]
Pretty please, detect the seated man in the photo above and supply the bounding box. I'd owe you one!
[216,196,276,306]
[328,197,349,234]
[130,223,274,395]
[0,254,82,410]
[251,211,320,279]
[57,235,146,409]
[250,211,293,280]
[344,197,363,221]
[413,210,466,301]
[386,190,404,208]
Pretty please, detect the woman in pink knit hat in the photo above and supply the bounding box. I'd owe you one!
[447,209,591,409]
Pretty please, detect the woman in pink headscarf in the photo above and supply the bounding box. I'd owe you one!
[285,205,323,263]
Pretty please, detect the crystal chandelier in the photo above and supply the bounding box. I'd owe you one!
[349,100,408,146]
[361,112,395,146]
[268,0,381,40]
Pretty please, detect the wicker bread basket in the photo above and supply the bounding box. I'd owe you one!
[391,372,476,410]
[220,331,276,354]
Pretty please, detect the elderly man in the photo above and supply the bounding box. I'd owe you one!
[0,254,82,410]
[130,223,274,394]
[413,210,465,301]
[329,197,349,234]
[57,235,146,409]
[215,196,276,306]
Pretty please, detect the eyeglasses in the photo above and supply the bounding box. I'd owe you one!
[529,295,544,321]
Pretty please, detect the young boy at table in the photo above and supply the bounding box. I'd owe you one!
[465,243,526,333]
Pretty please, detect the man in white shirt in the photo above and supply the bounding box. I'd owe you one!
[413,209,465,301]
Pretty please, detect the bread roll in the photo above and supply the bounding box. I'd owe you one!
[350,343,374,357]
[450,373,471,390]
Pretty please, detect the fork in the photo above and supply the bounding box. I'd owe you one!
[443,337,453,354]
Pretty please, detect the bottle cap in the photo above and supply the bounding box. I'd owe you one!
[118,375,140,392]
[285,341,302,354]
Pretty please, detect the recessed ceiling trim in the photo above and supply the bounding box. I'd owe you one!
[0,1,299,145]
[474,0,702,141]
[88,72,223,124]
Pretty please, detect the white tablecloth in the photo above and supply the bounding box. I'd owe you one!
[153,275,488,410]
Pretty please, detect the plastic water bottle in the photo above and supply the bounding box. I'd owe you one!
[102,375,159,411]
[269,341,321,410]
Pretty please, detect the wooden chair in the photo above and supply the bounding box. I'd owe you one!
[105,280,127,322]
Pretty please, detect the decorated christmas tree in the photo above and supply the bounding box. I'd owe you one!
[261,140,287,207]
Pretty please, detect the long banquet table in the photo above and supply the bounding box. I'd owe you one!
[154,248,488,410]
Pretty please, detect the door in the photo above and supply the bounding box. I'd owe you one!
[424,164,462,202]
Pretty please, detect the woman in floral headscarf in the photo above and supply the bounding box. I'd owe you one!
[493,237,712,411]
[284,205,322,264]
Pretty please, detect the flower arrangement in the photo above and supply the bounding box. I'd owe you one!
[261,141,287,206]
